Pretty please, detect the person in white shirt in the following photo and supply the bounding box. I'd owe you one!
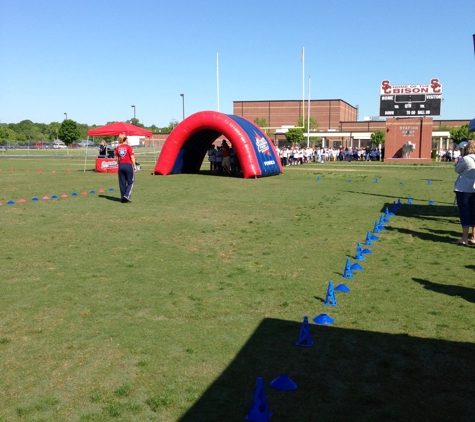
[208,144,216,172]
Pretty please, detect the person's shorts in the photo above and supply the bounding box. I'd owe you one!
[222,156,230,167]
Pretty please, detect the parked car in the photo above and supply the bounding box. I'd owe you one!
[53,141,67,149]
[69,143,80,149]
[78,140,96,147]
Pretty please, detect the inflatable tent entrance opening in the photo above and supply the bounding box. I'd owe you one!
[153,111,282,179]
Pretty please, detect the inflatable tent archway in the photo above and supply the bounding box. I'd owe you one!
[153,111,282,179]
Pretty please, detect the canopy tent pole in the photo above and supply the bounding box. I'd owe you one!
[83,136,90,172]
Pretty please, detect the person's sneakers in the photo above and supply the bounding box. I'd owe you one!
[123,196,132,203]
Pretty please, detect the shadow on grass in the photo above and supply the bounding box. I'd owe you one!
[98,194,122,202]
[384,226,451,244]
[393,204,456,218]
[413,277,475,304]
[347,191,454,206]
[178,318,475,422]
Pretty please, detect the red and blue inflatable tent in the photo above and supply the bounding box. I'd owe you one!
[153,111,282,179]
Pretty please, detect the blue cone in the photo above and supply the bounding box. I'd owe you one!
[429,200,435,205]
[375,177,378,183]
[296,316,313,347]
[7,201,14,205]
[373,221,380,234]
[245,377,272,422]
[407,196,413,205]
[334,284,351,293]
[365,231,373,246]
[270,375,298,391]
[361,248,372,255]
[342,258,353,279]
[355,243,364,261]
[324,281,337,306]
[313,314,334,325]
[428,179,431,185]
[32,198,38,202]
[51,195,58,199]
[72,193,78,197]
[370,234,379,241]
[350,263,364,271]
[385,206,395,217]
[399,181,404,185]
[109,187,114,191]
[90,190,96,194]
[316,176,321,181]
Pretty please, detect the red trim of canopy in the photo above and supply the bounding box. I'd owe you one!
[88,122,152,137]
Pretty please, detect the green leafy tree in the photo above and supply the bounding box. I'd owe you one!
[285,128,304,145]
[77,123,91,142]
[0,126,17,144]
[166,119,179,132]
[126,118,144,128]
[47,122,61,141]
[254,117,268,128]
[449,124,474,145]
[8,120,41,142]
[254,117,272,136]
[371,130,385,146]
[58,119,81,145]
[296,116,319,131]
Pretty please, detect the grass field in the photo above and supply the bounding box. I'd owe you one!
[0,158,474,421]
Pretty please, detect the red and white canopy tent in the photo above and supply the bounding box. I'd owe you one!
[87,121,153,138]
[84,122,153,172]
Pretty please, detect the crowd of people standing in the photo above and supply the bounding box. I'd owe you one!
[275,145,382,166]
[206,141,382,176]
[207,140,241,175]
[436,148,461,162]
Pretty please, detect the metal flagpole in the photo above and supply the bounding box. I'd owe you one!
[307,75,311,147]
[301,47,305,122]
[216,52,220,112]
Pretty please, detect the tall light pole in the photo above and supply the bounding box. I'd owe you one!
[180,94,185,120]
[131,105,136,122]
[64,113,67,120]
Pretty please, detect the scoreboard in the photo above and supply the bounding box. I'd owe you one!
[379,79,442,117]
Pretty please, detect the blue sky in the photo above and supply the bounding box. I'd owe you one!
[1,0,474,127]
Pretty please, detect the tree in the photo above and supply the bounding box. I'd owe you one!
[126,118,144,128]
[285,128,304,145]
[47,122,61,141]
[8,120,41,143]
[254,117,273,136]
[166,119,179,132]
[254,117,268,128]
[58,119,81,145]
[0,126,17,144]
[371,130,385,146]
[296,116,319,132]
[449,124,474,146]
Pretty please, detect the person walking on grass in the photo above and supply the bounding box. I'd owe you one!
[453,139,475,245]
[115,133,136,203]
